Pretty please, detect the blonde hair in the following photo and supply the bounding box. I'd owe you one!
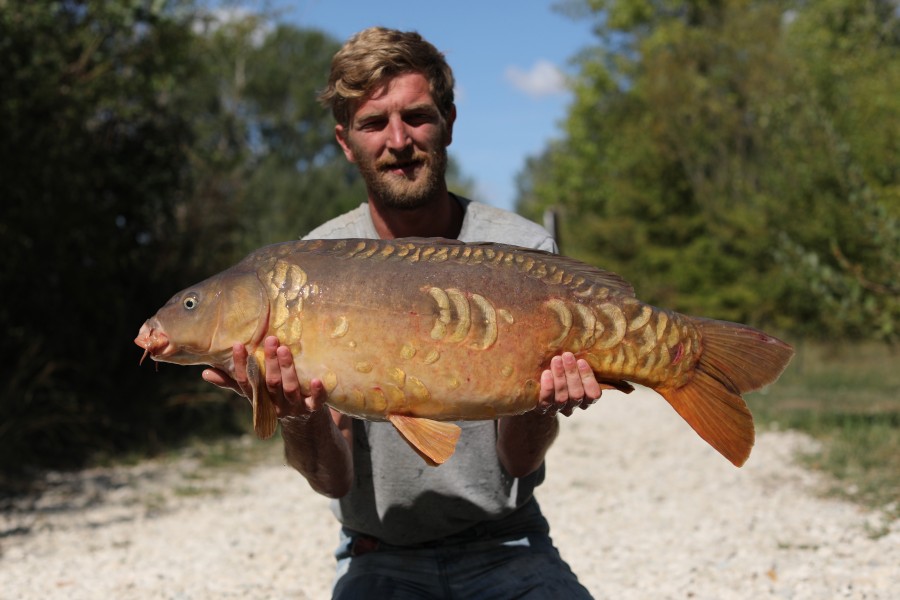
[319,27,455,126]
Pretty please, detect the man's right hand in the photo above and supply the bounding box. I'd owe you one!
[203,336,352,497]
[201,342,252,397]
[201,337,328,418]
[262,336,328,417]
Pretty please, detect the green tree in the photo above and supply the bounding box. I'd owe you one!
[0,0,218,473]
[183,17,366,258]
[770,0,900,340]
[0,2,474,475]
[519,0,899,340]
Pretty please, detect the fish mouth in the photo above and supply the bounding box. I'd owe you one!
[134,320,173,364]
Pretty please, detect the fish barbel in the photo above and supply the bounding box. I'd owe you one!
[134,238,793,467]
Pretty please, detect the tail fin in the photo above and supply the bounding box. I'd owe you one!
[657,318,794,467]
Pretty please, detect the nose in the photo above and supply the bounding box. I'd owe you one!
[385,116,411,151]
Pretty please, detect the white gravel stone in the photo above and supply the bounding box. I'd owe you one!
[1,387,897,598]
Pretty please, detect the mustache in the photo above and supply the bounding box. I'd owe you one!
[376,151,431,170]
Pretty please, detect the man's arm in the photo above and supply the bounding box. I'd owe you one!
[496,352,602,478]
[280,405,354,498]
[202,337,353,498]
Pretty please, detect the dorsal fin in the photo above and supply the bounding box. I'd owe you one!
[401,238,635,298]
[395,236,464,245]
[472,241,635,298]
[293,237,636,298]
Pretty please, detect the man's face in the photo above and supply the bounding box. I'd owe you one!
[336,72,455,210]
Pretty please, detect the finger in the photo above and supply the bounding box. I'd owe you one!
[232,343,252,397]
[577,359,602,409]
[264,336,282,393]
[553,353,582,416]
[305,379,327,412]
[276,344,301,401]
[562,352,585,399]
[202,368,241,395]
[537,369,556,414]
[550,355,569,405]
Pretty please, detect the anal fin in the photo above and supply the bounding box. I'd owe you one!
[597,379,635,394]
[388,415,461,466]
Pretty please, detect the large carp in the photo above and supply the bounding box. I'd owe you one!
[135,238,793,467]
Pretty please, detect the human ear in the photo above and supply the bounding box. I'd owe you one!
[335,124,356,163]
[444,104,457,147]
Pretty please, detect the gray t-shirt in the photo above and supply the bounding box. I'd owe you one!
[304,196,557,545]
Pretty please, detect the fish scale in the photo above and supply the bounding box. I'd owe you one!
[135,238,793,467]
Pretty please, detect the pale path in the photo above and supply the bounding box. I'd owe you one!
[2,388,898,599]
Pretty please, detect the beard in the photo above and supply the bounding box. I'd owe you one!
[350,137,449,211]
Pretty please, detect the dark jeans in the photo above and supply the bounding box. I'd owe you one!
[331,509,592,599]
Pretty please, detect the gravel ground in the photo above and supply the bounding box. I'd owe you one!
[2,387,898,599]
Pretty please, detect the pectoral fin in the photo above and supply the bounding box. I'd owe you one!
[246,352,278,439]
[388,415,461,466]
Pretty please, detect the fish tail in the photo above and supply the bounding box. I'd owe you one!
[655,317,794,467]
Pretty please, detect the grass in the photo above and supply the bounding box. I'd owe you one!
[750,340,900,523]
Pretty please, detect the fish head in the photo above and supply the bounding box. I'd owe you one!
[134,268,269,368]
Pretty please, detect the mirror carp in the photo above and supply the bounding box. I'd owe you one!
[135,238,793,467]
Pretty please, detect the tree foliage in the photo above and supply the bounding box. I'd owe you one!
[183,16,366,257]
[0,0,206,474]
[519,0,899,340]
[0,1,368,475]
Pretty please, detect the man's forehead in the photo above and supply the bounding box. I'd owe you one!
[351,73,437,115]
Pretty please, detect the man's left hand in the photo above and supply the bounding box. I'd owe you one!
[537,352,602,416]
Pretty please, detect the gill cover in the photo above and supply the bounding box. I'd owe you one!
[150,270,269,365]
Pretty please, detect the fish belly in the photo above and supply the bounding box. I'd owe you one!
[291,280,553,421]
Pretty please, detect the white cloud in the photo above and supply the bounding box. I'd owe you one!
[454,83,467,105]
[504,60,567,98]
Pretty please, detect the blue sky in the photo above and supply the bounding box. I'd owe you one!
[282,1,597,212]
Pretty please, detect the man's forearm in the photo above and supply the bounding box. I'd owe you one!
[496,411,560,478]
[280,409,353,498]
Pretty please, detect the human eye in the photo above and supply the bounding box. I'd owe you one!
[404,107,439,126]
[357,116,386,131]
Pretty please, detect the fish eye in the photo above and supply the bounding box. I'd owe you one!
[183,293,199,310]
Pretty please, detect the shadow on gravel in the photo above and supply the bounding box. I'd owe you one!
[0,467,169,540]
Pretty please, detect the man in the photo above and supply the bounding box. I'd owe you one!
[204,27,600,598]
